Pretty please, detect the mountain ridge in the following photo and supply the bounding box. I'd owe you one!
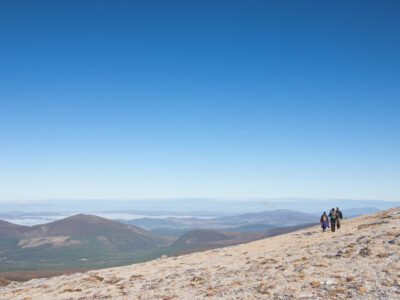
[121,208,317,237]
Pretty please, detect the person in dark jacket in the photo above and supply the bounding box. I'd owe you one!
[320,212,329,232]
[329,208,337,232]
[336,207,343,229]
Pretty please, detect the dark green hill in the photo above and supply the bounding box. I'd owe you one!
[0,214,176,272]
[172,223,315,249]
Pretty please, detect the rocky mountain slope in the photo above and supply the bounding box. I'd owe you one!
[172,229,264,248]
[1,207,399,299]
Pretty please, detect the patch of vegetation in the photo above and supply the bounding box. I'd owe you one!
[0,241,192,274]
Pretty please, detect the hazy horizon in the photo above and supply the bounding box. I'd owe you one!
[2,197,399,226]
[1,197,399,212]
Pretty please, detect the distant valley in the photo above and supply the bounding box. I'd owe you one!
[119,209,317,236]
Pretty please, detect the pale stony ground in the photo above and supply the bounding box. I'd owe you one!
[1,207,400,300]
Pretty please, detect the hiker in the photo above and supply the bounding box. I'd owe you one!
[320,211,329,232]
[329,208,337,232]
[336,207,343,229]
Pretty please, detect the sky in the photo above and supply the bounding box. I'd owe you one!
[0,1,399,203]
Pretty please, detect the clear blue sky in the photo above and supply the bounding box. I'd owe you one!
[0,1,399,202]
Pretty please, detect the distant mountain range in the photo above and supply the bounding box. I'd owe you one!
[0,203,389,226]
[2,199,397,217]
[119,209,318,236]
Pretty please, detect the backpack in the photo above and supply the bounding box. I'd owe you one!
[330,210,337,219]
